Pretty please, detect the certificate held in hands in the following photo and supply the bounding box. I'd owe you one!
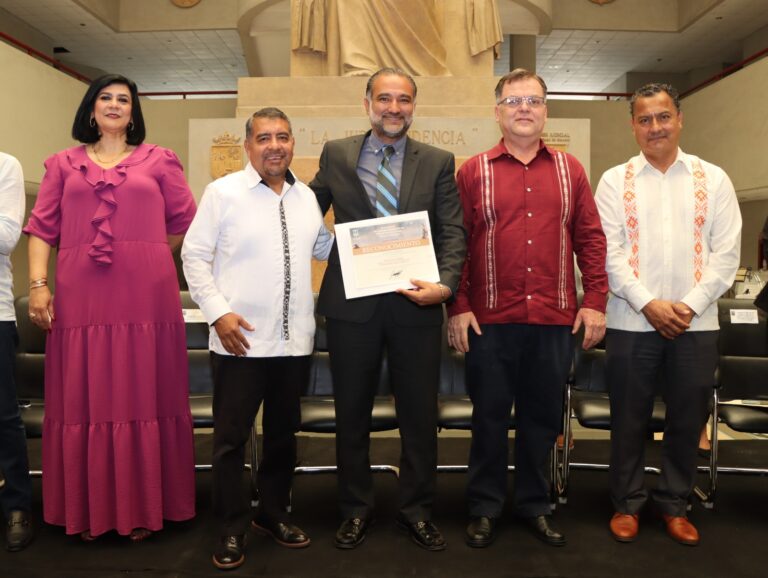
[334,211,440,299]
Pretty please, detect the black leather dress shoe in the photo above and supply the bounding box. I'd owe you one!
[396,517,446,551]
[466,516,497,548]
[525,515,566,547]
[334,517,371,549]
[6,510,33,552]
[251,518,310,548]
[212,535,245,570]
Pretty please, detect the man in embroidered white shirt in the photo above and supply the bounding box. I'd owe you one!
[0,152,33,552]
[595,84,741,546]
[182,108,333,570]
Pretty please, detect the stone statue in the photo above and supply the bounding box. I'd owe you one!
[292,0,501,76]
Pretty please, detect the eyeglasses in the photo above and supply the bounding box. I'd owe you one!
[497,95,546,108]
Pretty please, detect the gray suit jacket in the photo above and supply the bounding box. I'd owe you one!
[310,131,466,325]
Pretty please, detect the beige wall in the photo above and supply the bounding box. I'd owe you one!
[1,39,237,183]
[680,55,768,200]
[680,54,768,267]
[141,98,237,171]
[548,99,637,187]
[0,41,86,183]
[739,200,768,270]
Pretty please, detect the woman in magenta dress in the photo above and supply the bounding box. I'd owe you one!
[24,74,196,541]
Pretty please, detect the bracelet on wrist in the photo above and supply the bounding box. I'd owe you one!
[29,277,48,289]
[437,283,449,302]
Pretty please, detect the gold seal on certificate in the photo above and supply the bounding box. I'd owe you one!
[335,211,440,299]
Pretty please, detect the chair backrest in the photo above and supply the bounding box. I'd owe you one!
[570,319,609,393]
[437,343,467,396]
[181,290,209,350]
[180,290,214,394]
[305,308,392,397]
[571,328,663,395]
[314,302,328,352]
[14,296,45,399]
[572,346,608,393]
[717,298,768,401]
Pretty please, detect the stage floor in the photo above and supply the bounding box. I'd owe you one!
[3,435,768,577]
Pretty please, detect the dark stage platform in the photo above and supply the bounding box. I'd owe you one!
[3,436,768,577]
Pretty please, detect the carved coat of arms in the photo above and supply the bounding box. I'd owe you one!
[210,132,243,179]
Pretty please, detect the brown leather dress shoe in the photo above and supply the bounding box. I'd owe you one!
[662,514,699,546]
[609,512,639,543]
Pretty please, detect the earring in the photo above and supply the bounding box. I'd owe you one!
[128,121,134,132]
[90,117,96,128]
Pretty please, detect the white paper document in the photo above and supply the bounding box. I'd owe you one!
[730,309,759,324]
[334,211,440,299]
[182,308,207,324]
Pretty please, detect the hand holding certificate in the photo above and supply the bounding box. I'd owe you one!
[334,211,441,300]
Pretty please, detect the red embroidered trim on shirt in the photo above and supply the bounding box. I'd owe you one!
[480,153,498,309]
[622,162,641,278]
[622,158,708,282]
[553,151,572,310]
[692,159,707,282]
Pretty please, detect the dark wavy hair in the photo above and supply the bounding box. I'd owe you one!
[71,74,146,145]
[630,83,681,116]
[365,67,418,100]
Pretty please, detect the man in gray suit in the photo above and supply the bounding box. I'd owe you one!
[310,67,466,551]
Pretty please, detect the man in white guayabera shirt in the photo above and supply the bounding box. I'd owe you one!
[0,152,33,552]
[595,83,741,547]
[182,107,333,571]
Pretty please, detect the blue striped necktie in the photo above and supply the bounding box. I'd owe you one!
[376,145,398,217]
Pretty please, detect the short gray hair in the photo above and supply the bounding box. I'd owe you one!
[495,68,548,100]
[245,107,292,139]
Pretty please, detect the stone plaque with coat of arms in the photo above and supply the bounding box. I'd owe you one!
[210,132,243,179]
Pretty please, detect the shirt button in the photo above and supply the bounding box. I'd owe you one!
[526,187,532,192]
[527,212,533,217]
[527,240,532,245]
[527,295,532,300]
[527,267,532,272]
[524,166,529,171]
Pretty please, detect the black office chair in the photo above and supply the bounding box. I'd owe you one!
[295,310,399,477]
[437,338,560,507]
[696,298,768,509]
[436,345,518,466]
[13,296,45,477]
[556,340,666,504]
[180,291,259,507]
